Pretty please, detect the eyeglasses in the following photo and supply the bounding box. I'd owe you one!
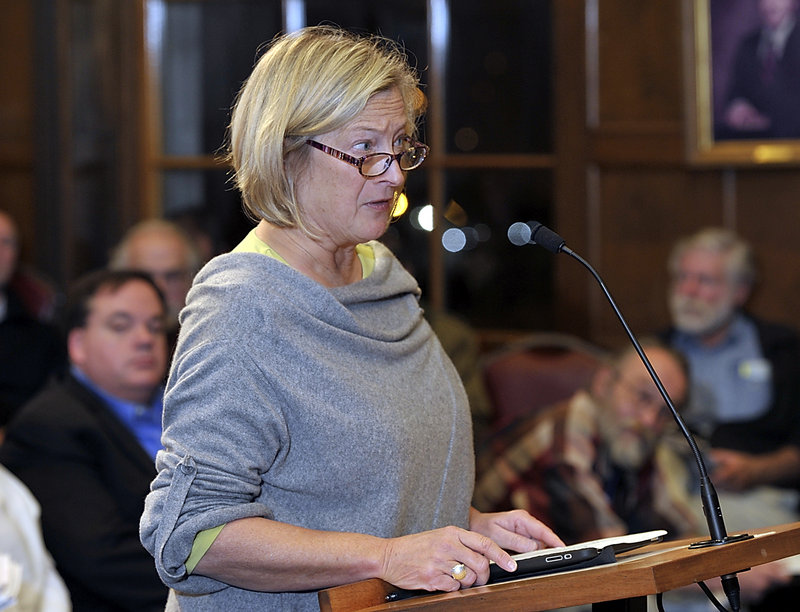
[614,373,669,417]
[305,138,429,177]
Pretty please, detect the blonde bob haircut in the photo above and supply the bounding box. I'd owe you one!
[227,25,426,231]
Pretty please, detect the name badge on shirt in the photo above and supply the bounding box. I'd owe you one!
[737,358,772,383]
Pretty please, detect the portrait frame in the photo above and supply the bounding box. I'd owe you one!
[684,0,800,166]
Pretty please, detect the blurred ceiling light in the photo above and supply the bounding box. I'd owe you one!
[412,204,435,232]
[442,228,467,252]
[454,127,479,152]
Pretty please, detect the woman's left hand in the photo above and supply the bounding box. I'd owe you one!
[469,507,564,554]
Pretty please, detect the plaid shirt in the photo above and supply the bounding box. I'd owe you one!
[474,390,698,544]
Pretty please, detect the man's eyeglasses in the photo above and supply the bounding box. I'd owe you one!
[614,373,669,416]
[305,138,429,177]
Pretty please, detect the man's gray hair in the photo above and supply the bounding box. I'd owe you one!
[668,227,757,288]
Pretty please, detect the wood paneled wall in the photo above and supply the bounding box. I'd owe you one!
[2,1,799,344]
[0,0,35,256]
[554,0,800,348]
[0,1,144,288]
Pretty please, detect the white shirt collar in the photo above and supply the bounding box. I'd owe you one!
[762,17,796,57]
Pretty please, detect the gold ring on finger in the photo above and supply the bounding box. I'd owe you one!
[450,563,467,581]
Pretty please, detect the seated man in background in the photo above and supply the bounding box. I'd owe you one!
[0,209,64,432]
[473,340,698,544]
[0,269,169,611]
[661,227,800,612]
[109,219,202,354]
[662,227,800,495]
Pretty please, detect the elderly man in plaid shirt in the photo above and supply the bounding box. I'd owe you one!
[473,339,698,544]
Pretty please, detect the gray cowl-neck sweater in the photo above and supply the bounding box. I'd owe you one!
[140,240,474,611]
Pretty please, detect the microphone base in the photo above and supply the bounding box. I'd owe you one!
[689,533,753,549]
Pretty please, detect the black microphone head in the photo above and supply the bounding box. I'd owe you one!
[507,222,532,246]
[530,222,566,253]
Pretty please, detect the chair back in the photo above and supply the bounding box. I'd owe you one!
[481,332,609,433]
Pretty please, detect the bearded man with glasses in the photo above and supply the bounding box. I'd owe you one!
[473,339,697,545]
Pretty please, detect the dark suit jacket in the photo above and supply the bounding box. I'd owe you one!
[0,373,168,611]
[0,287,65,426]
[718,24,800,139]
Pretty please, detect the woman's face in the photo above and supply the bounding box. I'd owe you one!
[295,88,409,248]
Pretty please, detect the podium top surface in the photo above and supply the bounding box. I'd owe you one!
[318,521,800,612]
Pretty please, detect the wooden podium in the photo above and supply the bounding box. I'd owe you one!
[319,522,800,612]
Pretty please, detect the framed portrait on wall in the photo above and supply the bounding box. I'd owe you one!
[685,0,800,165]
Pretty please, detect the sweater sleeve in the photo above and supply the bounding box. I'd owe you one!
[140,337,283,594]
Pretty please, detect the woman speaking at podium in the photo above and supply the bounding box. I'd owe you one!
[140,25,562,611]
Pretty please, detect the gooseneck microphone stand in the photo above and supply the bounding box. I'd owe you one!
[508,221,752,612]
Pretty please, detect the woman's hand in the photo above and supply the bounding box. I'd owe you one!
[378,524,518,592]
[469,507,564,554]
[377,510,564,593]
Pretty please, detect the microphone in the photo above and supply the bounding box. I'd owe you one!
[508,221,565,253]
[510,220,751,612]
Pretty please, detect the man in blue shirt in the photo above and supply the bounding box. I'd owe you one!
[0,269,169,611]
[663,227,800,493]
[661,227,800,610]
